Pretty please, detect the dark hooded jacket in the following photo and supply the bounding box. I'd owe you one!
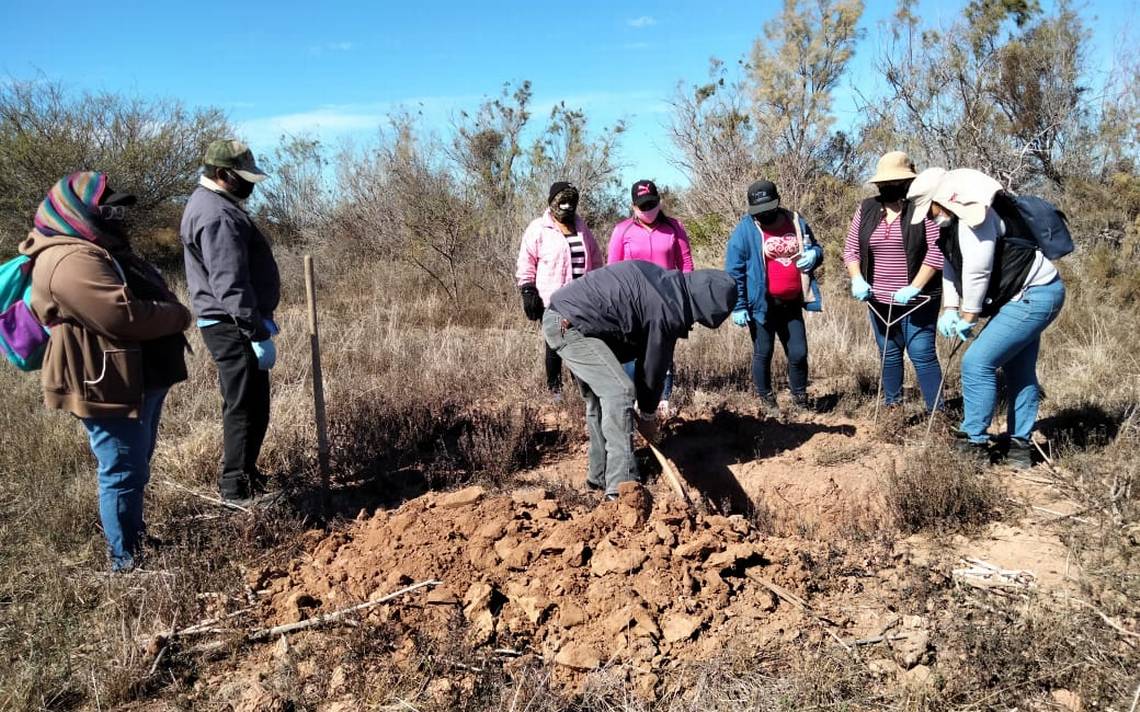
[547,260,736,412]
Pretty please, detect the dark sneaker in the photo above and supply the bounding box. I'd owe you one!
[1006,438,1035,470]
[586,479,604,492]
[952,430,992,460]
[791,394,813,412]
[758,395,781,419]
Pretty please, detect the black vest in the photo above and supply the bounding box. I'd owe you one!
[857,198,941,298]
[935,203,1037,318]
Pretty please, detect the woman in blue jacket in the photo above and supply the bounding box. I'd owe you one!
[725,180,823,415]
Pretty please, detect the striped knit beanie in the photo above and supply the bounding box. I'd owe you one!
[33,171,110,241]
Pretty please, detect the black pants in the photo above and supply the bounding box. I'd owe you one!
[748,298,808,398]
[200,323,271,498]
[544,342,563,393]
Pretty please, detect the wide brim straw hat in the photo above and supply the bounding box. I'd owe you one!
[869,151,918,183]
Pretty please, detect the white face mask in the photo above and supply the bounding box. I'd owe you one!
[933,213,955,228]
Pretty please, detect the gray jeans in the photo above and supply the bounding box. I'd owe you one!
[542,309,639,494]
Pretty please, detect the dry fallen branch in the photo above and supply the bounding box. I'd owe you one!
[160,479,250,513]
[746,570,809,610]
[248,580,441,642]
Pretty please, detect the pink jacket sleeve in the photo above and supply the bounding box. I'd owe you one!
[516,222,540,286]
[673,219,694,272]
[607,224,626,265]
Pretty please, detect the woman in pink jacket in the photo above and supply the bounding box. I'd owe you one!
[607,179,694,414]
[516,181,603,396]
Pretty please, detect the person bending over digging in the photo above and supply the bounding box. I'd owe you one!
[542,261,737,500]
[907,168,1066,468]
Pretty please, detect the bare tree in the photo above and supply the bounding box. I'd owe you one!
[669,58,761,225]
[0,79,229,251]
[867,0,1096,191]
[749,0,865,208]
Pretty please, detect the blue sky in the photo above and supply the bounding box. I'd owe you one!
[1,0,1133,189]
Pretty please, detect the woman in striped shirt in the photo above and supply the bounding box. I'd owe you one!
[843,152,944,412]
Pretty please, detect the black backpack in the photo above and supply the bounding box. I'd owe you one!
[937,192,1071,318]
[992,192,1074,260]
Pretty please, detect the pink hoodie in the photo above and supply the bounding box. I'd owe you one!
[607,216,694,272]
[515,210,603,304]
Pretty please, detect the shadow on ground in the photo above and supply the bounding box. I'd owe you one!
[660,409,857,516]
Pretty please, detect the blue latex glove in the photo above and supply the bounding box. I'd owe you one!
[262,318,280,337]
[850,276,873,302]
[953,318,976,342]
[251,339,277,370]
[731,309,749,327]
[795,250,819,272]
[893,285,921,305]
[937,310,960,338]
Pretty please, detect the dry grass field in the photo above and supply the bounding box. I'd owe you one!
[0,240,1136,711]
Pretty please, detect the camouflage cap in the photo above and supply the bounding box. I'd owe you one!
[204,139,268,183]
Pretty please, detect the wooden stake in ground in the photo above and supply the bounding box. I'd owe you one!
[304,255,331,517]
[637,422,691,507]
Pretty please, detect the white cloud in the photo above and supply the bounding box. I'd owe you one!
[235,96,477,147]
[627,15,656,28]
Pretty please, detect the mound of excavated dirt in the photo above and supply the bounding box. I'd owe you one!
[253,482,826,693]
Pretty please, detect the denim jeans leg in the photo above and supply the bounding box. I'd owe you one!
[136,388,169,537]
[576,377,606,488]
[83,412,151,570]
[1003,335,1042,441]
[869,307,904,404]
[903,303,943,411]
[545,310,638,494]
[958,280,1065,444]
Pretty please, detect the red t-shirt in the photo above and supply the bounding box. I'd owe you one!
[760,215,802,301]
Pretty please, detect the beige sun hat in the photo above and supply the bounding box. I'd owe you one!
[906,167,948,224]
[869,151,918,183]
[909,168,1003,226]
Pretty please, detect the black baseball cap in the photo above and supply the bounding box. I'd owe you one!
[548,181,577,203]
[631,179,660,207]
[746,180,780,215]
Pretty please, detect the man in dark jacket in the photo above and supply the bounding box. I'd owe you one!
[180,139,281,505]
[543,261,736,498]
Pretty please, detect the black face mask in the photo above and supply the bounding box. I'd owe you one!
[878,183,909,203]
[756,209,781,225]
[223,169,255,200]
[551,203,577,224]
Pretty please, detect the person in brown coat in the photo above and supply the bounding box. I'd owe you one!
[19,171,191,571]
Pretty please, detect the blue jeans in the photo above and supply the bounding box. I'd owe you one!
[869,299,943,411]
[544,310,638,495]
[959,279,1065,443]
[81,388,169,571]
[622,362,674,402]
